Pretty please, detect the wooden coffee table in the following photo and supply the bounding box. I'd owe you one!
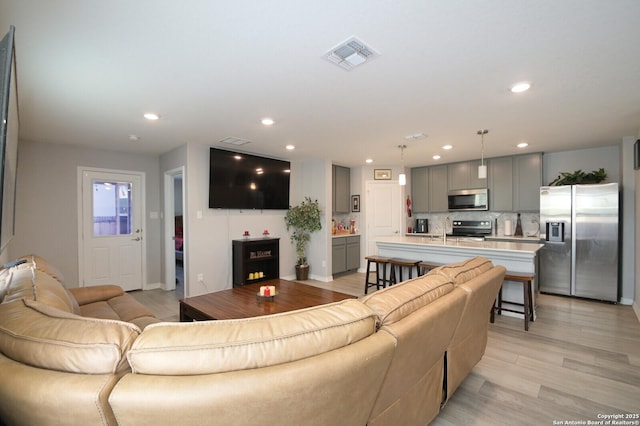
[179,279,356,321]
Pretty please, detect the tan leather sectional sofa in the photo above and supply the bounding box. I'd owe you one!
[0,254,505,426]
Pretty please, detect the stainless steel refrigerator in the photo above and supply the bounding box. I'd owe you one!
[539,183,619,302]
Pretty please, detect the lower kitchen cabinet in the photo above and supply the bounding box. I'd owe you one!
[332,235,360,275]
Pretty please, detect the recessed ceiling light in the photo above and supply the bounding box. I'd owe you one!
[517,142,529,148]
[143,112,160,120]
[286,144,295,150]
[261,118,275,126]
[510,82,531,93]
[442,144,453,150]
[432,154,441,160]
[365,158,373,164]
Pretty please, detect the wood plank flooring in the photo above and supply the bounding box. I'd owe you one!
[130,273,640,425]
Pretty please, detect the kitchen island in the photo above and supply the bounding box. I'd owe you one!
[376,235,544,320]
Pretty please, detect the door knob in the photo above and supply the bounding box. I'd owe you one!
[132,237,142,241]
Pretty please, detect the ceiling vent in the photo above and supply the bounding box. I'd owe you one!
[324,37,379,70]
[219,137,251,146]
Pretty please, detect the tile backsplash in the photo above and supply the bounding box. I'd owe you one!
[412,211,540,237]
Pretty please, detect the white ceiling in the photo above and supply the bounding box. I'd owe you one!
[2,0,639,167]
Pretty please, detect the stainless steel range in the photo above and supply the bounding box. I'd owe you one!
[449,220,492,239]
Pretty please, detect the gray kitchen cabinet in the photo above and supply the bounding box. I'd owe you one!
[487,153,541,212]
[410,166,429,213]
[488,156,513,211]
[448,160,487,190]
[512,153,542,212]
[429,165,449,212]
[332,238,347,274]
[332,165,350,213]
[346,236,360,271]
[332,235,360,275]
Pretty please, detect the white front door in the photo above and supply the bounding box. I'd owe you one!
[365,181,402,256]
[79,169,144,291]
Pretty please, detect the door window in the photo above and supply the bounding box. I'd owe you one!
[92,180,133,236]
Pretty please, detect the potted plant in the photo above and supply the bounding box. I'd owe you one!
[284,197,322,280]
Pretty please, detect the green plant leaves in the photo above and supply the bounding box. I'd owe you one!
[549,168,607,186]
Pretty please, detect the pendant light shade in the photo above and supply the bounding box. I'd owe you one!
[477,129,488,179]
[398,144,407,186]
[478,164,487,179]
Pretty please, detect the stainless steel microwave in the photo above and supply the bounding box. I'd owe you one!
[447,188,489,211]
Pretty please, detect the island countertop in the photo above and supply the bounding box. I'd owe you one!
[375,236,544,321]
[381,235,543,256]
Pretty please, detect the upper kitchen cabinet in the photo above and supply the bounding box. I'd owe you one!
[410,165,448,213]
[447,160,487,190]
[488,153,542,212]
[488,156,513,211]
[512,153,542,212]
[333,165,350,214]
[411,166,429,213]
[429,165,449,212]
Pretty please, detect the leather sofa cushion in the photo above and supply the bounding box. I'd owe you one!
[3,267,75,313]
[75,290,159,329]
[127,299,377,375]
[0,299,140,374]
[360,272,454,325]
[429,256,493,285]
[69,285,124,306]
[19,254,66,284]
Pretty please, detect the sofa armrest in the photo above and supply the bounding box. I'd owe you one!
[68,285,125,306]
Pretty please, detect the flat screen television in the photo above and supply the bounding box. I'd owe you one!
[209,148,290,210]
[0,26,18,252]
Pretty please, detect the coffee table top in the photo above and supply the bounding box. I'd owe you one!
[180,279,356,320]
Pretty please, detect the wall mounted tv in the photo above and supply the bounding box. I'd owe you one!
[209,148,290,210]
[0,26,18,253]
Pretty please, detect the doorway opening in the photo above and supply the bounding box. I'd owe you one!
[164,167,185,298]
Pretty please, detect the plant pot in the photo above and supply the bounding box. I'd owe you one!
[295,264,309,280]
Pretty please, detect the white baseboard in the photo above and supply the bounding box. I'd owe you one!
[143,282,161,291]
[619,297,634,306]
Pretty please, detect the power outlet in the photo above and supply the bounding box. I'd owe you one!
[197,273,204,282]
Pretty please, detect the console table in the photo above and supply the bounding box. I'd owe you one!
[232,238,280,287]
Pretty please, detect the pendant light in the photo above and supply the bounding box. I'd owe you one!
[398,144,407,185]
[477,129,488,179]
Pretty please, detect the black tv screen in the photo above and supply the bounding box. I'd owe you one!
[209,148,290,210]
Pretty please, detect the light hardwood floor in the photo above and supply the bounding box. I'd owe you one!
[131,274,640,425]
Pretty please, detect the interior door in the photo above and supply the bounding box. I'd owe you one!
[80,169,144,291]
[365,181,402,256]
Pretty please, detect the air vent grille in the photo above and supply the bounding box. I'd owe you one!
[324,37,379,70]
[219,137,251,146]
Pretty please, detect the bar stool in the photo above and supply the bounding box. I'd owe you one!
[417,261,443,276]
[388,258,422,283]
[490,273,535,331]
[364,255,394,294]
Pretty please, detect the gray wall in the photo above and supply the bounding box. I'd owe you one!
[12,140,162,287]
[543,145,620,185]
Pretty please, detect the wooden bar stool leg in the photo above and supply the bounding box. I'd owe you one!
[490,297,496,323]
[364,259,372,295]
[523,280,530,331]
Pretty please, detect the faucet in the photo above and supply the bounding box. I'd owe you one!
[443,216,451,242]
